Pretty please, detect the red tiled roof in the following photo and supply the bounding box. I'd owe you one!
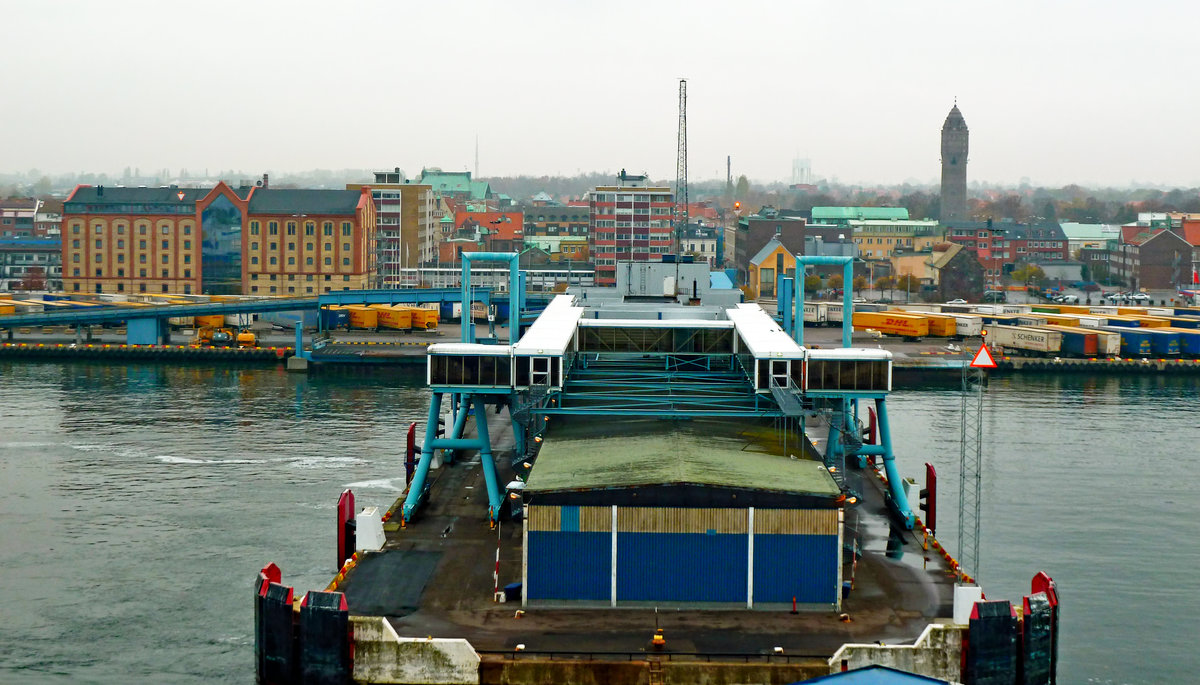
[1179,220,1200,247]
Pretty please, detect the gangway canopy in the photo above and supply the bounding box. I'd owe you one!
[427,342,514,391]
[726,304,807,392]
[576,318,735,355]
[805,348,892,395]
[510,294,583,390]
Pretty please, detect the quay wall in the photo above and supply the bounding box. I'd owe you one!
[828,623,964,681]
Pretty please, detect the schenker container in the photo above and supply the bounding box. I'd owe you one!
[984,325,1063,355]
[951,315,984,338]
[853,311,930,338]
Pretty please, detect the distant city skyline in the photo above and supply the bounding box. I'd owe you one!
[4,1,1200,188]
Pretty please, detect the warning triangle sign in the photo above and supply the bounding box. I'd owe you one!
[970,344,997,369]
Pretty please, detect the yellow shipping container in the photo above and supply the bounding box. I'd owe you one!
[345,305,378,330]
[408,306,438,330]
[917,313,958,337]
[853,311,930,338]
[1134,316,1171,328]
[195,315,226,328]
[1057,305,1091,315]
[377,306,413,330]
[0,304,14,315]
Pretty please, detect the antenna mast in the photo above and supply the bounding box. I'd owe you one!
[676,78,688,253]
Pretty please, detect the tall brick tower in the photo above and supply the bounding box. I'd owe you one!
[940,104,969,224]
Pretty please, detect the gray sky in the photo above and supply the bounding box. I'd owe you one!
[4,0,1199,187]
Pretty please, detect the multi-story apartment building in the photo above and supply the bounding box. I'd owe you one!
[945,220,1069,283]
[242,188,376,296]
[0,238,62,291]
[62,182,375,296]
[588,170,673,287]
[62,185,207,294]
[34,200,63,238]
[851,219,943,260]
[0,199,39,238]
[348,169,433,287]
[521,204,589,259]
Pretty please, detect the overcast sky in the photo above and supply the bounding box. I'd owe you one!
[4,1,1198,187]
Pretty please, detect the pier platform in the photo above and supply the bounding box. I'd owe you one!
[335,408,960,682]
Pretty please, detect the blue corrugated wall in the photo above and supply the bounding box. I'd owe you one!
[753,533,838,604]
[526,531,610,600]
[617,532,748,602]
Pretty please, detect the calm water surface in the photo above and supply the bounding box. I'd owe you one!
[0,362,1194,684]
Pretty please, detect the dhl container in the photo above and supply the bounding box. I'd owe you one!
[195,315,226,328]
[908,312,957,337]
[1159,327,1200,356]
[853,311,930,338]
[410,306,439,330]
[377,306,413,330]
[345,305,378,330]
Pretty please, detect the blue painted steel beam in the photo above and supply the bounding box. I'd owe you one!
[779,277,794,335]
[472,395,504,522]
[402,391,445,522]
[793,255,856,348]
[874,397,915,528]
[460,253,519,343]
[0,288,501,329]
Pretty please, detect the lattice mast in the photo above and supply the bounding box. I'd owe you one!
[958,359,984,582]
[675,78,688,253]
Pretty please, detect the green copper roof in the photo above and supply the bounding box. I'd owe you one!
[525,418,839,497]
[812,207,909,221]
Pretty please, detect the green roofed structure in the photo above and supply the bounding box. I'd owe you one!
[812,206,909,226]
[523,417,841,506]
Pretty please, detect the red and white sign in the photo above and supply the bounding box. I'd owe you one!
[970,344,997,369]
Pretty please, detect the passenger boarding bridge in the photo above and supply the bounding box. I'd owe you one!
[405,287,913,530]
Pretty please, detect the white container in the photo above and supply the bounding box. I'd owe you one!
[355,506,386,551]
[953,584,984,624]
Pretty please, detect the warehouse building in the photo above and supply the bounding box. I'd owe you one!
[521,418,844,608]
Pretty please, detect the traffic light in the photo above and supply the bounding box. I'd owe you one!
[733,201,741,211]
[919,463,937,533]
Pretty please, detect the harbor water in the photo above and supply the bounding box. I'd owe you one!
[0,361,1195,684]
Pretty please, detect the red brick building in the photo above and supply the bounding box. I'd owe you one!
[588,170,674,287]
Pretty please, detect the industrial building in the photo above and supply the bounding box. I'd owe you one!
[522,418,843,606]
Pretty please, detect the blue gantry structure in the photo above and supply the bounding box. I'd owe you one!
[0,288,498,348]
[403,257,915,529]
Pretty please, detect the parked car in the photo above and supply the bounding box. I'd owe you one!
[983,290,1007,303]
[1128,292,1151,302]
[1053,294,1079,304]
[946,298,968,305]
